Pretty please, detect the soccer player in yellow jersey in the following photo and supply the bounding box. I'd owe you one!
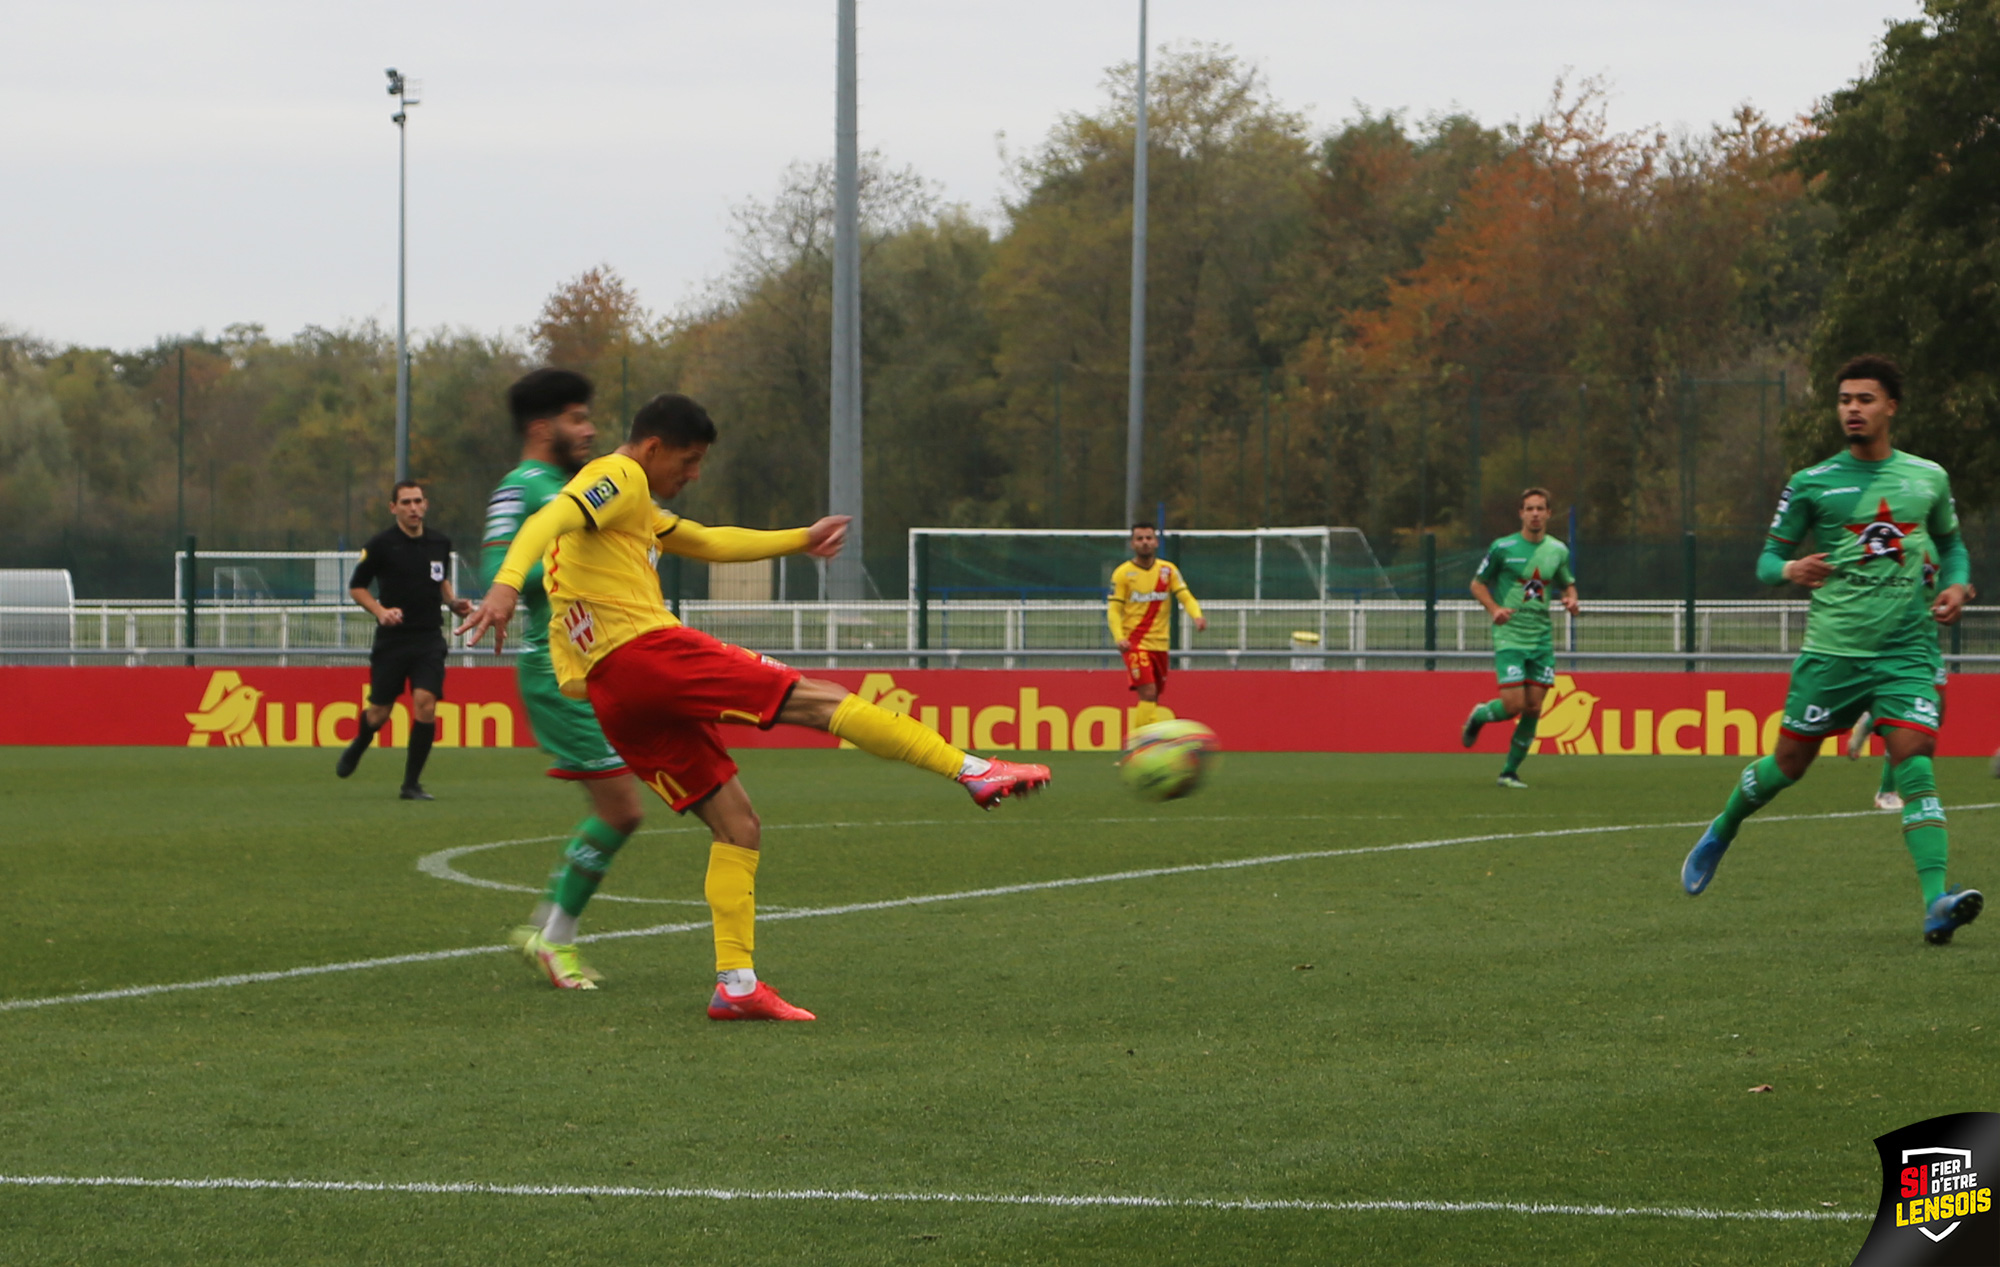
[459,393,1052,1021]
[1107,523,1206,730]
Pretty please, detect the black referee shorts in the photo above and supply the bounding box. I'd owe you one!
[369,632,448,706]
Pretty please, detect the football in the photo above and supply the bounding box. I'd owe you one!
[1119,719,1220,801]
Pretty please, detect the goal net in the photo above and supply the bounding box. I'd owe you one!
[907,527,1396,602]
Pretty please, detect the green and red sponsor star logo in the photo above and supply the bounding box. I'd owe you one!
[1847,498,1919,563]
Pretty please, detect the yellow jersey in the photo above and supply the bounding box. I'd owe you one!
[1107,558,1202,652]
[491,453,810,696]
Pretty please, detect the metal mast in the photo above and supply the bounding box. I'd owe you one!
[387,69,419,482]
[828,0,866,597]
[1123,1,1149,526]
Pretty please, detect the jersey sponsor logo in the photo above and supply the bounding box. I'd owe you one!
[429,561,445,582]
[582,477,618,510]
[1521,567,1547,603]
[1824,486,1860,495]
[1923,551,1940,588]
[1846,497,1919,563]
[564,601,597,651]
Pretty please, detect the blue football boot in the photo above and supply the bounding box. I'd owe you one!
[1923,886,1984,946]
[1682,823,1731,896]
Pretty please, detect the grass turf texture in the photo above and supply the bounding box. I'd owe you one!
[1,747,1994,1265]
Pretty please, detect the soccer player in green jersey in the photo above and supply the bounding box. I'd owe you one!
[1459,488,1580,788]
[484,369,646,989]
[1682,355,1982,946]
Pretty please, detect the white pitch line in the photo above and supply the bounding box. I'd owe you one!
[0,1173,1868,1221]
[6,803,1994,1014]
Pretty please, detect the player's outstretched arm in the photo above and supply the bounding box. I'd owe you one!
[457,583,518,647]
[460,496,588,647]
[658,516,847,564]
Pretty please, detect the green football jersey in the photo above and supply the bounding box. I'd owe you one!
[1473,533,1575,651]
[481,459,572,649]
[1766,449,1961,658]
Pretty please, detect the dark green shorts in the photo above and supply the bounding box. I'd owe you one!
[1494,647,1556,688]
[1779,649,1942,740]
[517,646,627,779]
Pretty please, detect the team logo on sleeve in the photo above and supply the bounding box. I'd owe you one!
[582,477,618,510]
[1770,486,1794,529]
[1847,498,1918,563]
[1521,567,1546,603]
[429,561,445,582]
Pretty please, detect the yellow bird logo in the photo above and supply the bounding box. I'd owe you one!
[185,671,266,746]
[1534,675,1602,754]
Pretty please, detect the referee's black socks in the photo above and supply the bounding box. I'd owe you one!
[403,721,436,790]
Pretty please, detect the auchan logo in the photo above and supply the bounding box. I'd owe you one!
[1531,675,1848,757]
[846,672,1159,752]
[183,670,519,749]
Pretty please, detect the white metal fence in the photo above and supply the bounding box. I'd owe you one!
[6,598,1999,670]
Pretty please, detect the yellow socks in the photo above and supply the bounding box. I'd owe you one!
[827,693,967,779]
[1133,699,1159,729]
[705,842,759,972]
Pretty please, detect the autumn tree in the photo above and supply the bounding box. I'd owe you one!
[985,46,1313,528]
[1794,0,2000,506]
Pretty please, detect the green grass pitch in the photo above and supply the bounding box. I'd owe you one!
[1,745,1994,1264]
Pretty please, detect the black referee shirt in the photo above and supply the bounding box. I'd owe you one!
[350,526,453,634]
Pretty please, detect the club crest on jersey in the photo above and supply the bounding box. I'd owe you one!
[429,561,445,582]
[1521,567,1546,603]
[563,602,597,651]
[1847,498,1918,563]
[581,477,618,510]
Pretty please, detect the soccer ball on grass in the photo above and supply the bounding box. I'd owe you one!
[1119,719,1220,801]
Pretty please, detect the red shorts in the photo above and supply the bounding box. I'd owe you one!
[584,626,802,813]
[1123,648,1169,693]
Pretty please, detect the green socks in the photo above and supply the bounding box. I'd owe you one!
[1893,756,1949,906]
[1473,699,1510,724]
[1711,755,1796,844]
[537,816,633,942]
[1879,758,1897,800]
[1502,711,1539,776]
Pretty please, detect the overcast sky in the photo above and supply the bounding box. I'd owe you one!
[2,0,1918,351]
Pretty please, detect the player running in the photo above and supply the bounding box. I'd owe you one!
[1108,523,1206,732]
[481,370,645,990]
[1458,488,1580,788]
[1682,356,1981,946]
[459,392,1051,1020]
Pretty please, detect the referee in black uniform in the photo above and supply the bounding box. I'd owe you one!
[335,480,471,799]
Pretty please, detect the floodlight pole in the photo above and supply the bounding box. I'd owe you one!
[387,69,418,483]
[1123,0,1149,527]
[828,0,866,598]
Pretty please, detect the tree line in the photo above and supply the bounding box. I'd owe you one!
[5,7,1997,597]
